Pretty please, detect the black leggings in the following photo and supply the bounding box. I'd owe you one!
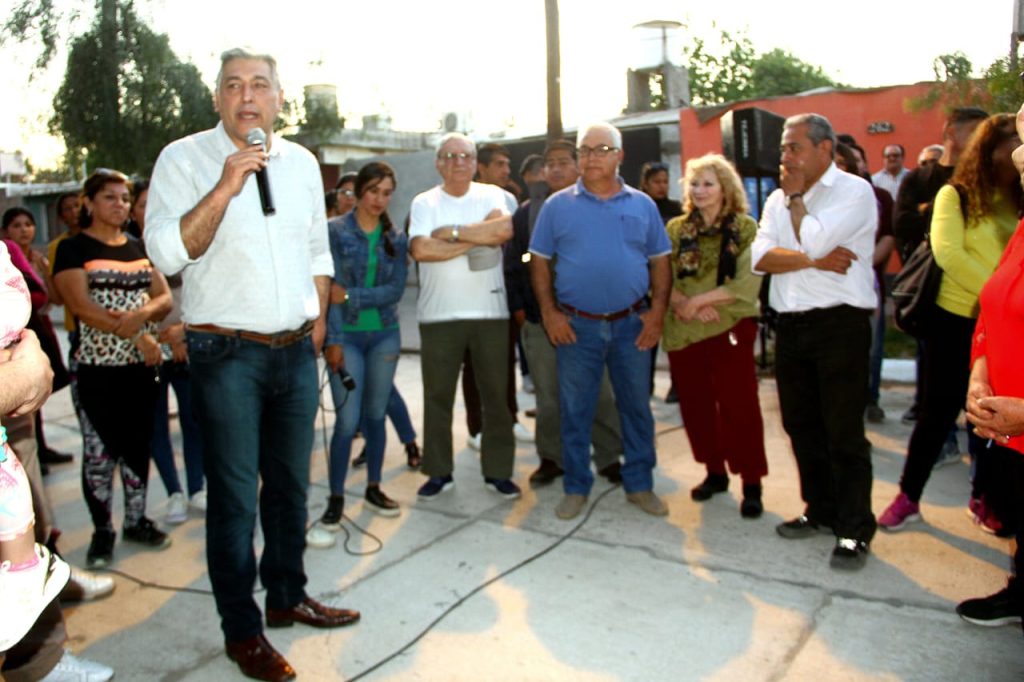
[899,307,975,502]
[76,363,159,531]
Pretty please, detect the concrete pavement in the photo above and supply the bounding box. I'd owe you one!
[34,296,1024,681]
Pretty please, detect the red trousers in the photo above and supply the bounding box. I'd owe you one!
[667,317,768,483]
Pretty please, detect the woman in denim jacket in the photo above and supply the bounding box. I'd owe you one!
[317,162,408,528]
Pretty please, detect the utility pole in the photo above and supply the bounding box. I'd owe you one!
[545,0,563,141]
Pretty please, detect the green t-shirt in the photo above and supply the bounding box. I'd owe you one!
[343,224,401,332]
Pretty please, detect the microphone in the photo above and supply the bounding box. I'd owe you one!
[336,367,356,391]
[246,128,276,216]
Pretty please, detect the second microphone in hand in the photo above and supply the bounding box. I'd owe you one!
[246,127,276,216]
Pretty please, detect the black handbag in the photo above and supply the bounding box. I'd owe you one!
[891,184,968,337]
[891,237,942,337]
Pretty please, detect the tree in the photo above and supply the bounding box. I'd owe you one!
[47,1,217,176]
[683,27,842,105]
[749,48,839,98]
[909,51,1024,115]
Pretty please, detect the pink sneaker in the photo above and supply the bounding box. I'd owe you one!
[879,492,922,531]
[966,496,1008,537]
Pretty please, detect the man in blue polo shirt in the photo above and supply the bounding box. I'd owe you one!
[529,122,672,520]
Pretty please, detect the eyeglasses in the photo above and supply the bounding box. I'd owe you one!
[577,145,619,158]
[884,153,903,159]
[337,189,355,198]
[438,152,475,163]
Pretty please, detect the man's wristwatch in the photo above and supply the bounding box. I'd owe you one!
[449,226,460,243]
[785,192,803,209]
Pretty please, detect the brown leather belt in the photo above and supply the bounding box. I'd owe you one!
[187,320,314,349]
[558,300,645,322]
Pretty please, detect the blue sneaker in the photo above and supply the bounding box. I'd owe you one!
[417,475,454,499]
[484,477,521,499]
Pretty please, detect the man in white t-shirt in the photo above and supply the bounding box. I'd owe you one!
[409,133,521,500]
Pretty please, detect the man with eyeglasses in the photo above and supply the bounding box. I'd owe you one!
[529,122,671,520]
[505,139,624,488]
[871,144,909,198]
[409,132,521,500]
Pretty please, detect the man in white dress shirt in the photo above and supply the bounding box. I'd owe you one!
[752,113,878,571]
[146,47,358,682]
[871,143,909,198]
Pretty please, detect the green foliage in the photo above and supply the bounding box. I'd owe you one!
[909,51,1024,115]
[48,0,217,176]
[0,0,68,72]
[683,27,841,105]
[749,48,841,98]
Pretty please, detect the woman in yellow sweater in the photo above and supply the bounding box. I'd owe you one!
[879,113,1022,530]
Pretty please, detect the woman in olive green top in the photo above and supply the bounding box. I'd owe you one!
[663,154,768,518]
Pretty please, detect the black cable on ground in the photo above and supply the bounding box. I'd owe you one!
[346,482,621,682]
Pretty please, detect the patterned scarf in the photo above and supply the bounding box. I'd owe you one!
[674,211,741,286]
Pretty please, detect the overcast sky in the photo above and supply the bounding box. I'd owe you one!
[0,0,1015,168]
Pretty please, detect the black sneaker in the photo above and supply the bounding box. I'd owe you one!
[691,474,729,501]
[320,495,345,529]
[776,515,831,539]
[86,529,116,569]
[956,588,1022,627]
[484,477,522,500]
[418,475,454,499]
[122,518,172,550]
[829,538,869,570]
[352,448,367,468]
[365,486,400,517]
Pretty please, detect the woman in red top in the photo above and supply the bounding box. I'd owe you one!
[956,205,1024,629]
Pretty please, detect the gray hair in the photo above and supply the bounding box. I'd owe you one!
[435,132,475,157]
[576,122,623,149]
[217,47,280,90]
[784,113,835,150]
[921,144,945,156]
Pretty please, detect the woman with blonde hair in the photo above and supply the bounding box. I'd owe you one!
[662,154,768,518]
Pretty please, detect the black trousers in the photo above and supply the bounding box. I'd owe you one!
[775,305,876,543]
[900,307,975,501]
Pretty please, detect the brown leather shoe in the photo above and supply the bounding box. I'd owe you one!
[225,634,296,682]
[265,596,361,629]
[529,458,564,485]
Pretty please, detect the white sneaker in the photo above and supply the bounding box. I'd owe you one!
[68,566,115,600]
[41,649,114,682]
[0,545,72,650]
[166,492,187,524]
[467,433,482,451]
[514,422,535,443]
[305,524,336,549]
[189,489,207,513]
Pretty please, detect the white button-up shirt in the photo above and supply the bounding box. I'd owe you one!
[752,163,877,312]
[871,167,909,199]
[145,123,333,334]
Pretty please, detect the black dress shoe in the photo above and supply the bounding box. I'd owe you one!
[226,634,296,682]
[830,538,869,570]
[740,484,763,519]
[352,447,367,468]
[266,597,360,629]
[40,449,74,465]
[529,459,564,485]
[598,461,623,484]
[776,514,830,539]
[691,473,729,501]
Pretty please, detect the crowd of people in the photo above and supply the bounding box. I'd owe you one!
[2,45,1023,681]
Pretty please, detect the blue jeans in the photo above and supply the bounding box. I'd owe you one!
[359,384,416,446]
[328,328,401,492]
[186,330,319,642]
[151,361,204,497]
[556,312,657,495]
